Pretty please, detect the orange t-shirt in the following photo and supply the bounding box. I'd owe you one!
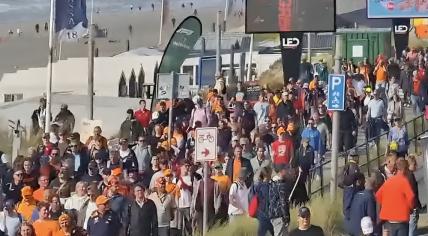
[232,158,242,182]
[375,65,387,83]
[16,200,37,222]
[309,80,318,91]
[33,188,46,202]
[33,219,60,236]
[211,175,231,193]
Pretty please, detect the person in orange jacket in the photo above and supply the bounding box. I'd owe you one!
[375,159,414,235]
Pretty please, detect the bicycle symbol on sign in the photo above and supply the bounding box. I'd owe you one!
[198,133,214,143]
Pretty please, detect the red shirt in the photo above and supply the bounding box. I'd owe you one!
[134,109,151,128]
[271,139,294,165]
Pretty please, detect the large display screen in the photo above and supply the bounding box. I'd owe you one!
[245,0,335,33]
[367,0,428,18]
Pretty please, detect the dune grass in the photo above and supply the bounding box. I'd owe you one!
[207,192,345,236]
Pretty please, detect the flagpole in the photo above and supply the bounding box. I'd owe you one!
[158,0,164,46]
[224,0,229,32]
[246,33,254,81]
[88,0,95,120]
[45,0,56,133]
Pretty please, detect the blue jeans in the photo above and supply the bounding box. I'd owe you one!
[410,95,423,115]
[384,222,409,236]
[258,218,274,236]
[409,209,419,236]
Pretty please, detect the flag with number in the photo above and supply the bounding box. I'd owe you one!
[55,0,88,42]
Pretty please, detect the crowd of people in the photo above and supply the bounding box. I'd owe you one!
[0,48,427,236]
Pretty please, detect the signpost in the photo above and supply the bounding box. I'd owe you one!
[329,43,346,200]
[327,74,346,111]
[195,127,217,236]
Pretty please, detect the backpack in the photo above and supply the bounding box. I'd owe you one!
[248,185,259,218]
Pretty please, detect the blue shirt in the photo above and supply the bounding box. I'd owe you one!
[301,128,321,152]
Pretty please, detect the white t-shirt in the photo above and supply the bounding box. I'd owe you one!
[178,175,192,208]
[228,182,249,215]
[0,212,21,236]
[64,195,89,211]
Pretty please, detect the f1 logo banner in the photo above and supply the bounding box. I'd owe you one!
[392,18,410,59]
[280,32,303,83]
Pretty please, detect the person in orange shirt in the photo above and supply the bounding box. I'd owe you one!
[53,213,87,236]
[164,169,177,195]
[309,76,318,91]
[33,202,60,236]
[376,159,414,235]
[211,162,231,194]
[33,175,50,202]
[16,186,37,222]
[374,59,387,89]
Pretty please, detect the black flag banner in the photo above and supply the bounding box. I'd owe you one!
[280,32,304,84]
[392,18,410,59]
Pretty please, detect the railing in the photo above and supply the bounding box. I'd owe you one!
[307,113,427,197]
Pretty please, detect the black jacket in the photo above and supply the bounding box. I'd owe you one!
[407,171,422,209]
[87,210,121,236]
[128,200,158,236]
[225,157,254,188]
[340,109,357,133]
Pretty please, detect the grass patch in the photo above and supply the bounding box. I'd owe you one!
[207,192,344,236]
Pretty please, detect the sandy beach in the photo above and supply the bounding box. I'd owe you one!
[0,1,245,78]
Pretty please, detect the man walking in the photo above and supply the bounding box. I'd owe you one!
[87,196,121,236]
[128,184,158,236]
[268,165,293,236]
[376,159,414,236]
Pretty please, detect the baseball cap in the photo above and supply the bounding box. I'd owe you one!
[298,206,311,218]
[95,195,109,205]
[21,186,33,196]
[360,216,373,235]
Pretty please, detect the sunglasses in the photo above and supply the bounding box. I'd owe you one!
[51,153,59,156]
[138,139,145,142]
[14,172,23,176]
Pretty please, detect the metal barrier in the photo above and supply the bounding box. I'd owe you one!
[307,113,427,197]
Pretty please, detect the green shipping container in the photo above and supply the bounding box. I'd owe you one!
[337,28,392,65]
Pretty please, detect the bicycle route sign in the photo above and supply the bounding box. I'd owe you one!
[195,127,217,162]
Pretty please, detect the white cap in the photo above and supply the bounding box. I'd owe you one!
[361,216,373,235]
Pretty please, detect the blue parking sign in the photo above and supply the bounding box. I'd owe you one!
[327,74,346,111]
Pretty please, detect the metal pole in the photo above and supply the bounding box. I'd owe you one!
[203,161,208,236]
[45,0,55,133]
[90,0,94,25]
[216,11,222,77]
[246,34,254,81]
[168,72,174,149]
[307,33,312,63]
[158,0,164,46]
[330,34,343,201]
[58,41,62,60]
[88,24,95,120]
[223,0,229,32]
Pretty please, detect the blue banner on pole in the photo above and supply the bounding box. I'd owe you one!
[327,74,346,111]
[55,0,88,42]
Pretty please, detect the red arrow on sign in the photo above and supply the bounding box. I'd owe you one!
[201,148,210,157]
